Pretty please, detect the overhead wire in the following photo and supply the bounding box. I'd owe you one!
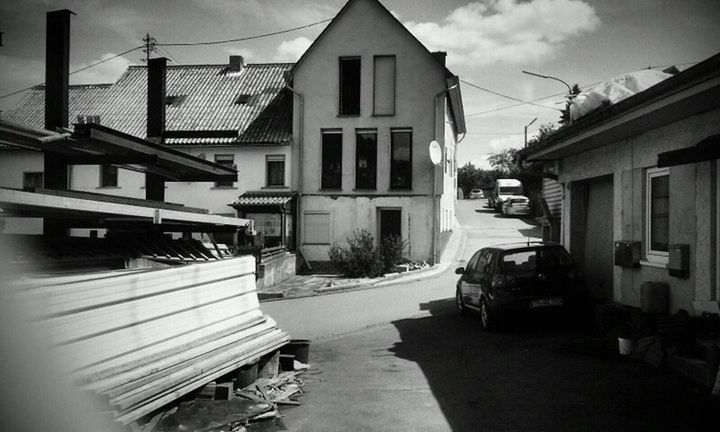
[460,79,562,113]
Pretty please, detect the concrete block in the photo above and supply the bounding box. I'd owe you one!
[258,350,280,378]
[214,382,234,400]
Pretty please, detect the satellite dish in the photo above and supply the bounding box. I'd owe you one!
[429,140,442,165]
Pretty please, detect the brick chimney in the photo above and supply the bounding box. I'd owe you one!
[229,55,244,73]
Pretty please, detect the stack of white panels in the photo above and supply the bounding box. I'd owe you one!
[13,257,288,425]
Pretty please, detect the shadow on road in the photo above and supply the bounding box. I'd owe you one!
[389,299,716,432]
[474,208,496,214]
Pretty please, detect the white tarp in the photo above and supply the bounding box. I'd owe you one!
[569,69,674,121]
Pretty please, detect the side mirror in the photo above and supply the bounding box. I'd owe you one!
[455,267,465,275]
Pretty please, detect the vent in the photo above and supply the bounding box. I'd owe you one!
[235,94,252,105]
[166,95,187,106]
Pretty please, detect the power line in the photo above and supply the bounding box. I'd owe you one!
[0,45,144,100]
[460,79,562,112]
[159,45,180,64]
[157,18,332,47]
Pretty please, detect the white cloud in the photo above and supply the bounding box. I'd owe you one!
[404,0,600,67]
[275,37,313,62]
[70,53,131,85]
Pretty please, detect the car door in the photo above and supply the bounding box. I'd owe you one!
[459,251,482,305]
[465,251,489,306]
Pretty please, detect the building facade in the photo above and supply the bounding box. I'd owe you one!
[288,0,465,264]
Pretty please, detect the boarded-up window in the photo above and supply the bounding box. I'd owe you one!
[304,212,330,245]
[339,57,361,115]
[355,130,377,189]
[373,55,395,115]
[322,131,342,189]
[390,129,412,189]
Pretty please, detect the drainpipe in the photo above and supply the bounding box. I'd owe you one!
[431,83,458,264]
[285,81,304,254]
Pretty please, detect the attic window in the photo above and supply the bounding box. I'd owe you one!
[165,95,186,106]
[235,94,252,105]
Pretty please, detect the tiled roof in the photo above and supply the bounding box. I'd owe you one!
[3,63,294,146]
[2,84,112,128]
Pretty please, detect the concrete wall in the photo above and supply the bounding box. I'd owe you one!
[292,0,453,262]
[558,107,720,313]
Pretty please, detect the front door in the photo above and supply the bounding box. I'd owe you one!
[379,209,401,241]
[582,176,614,303]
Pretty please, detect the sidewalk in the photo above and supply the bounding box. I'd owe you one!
[257,219,466,301]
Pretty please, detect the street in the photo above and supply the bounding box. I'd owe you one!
[260,200,713,431]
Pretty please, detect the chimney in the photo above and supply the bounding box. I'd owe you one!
[147,57,167,143]
[431,51,447,66]
[45,9,74,131]
[229,55,244,73]
[146,57,168,201]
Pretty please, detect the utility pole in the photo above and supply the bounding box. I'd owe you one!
[524,117,538,147]
[142,33,156,63]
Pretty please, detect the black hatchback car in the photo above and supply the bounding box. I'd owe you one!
[455,242,584,330]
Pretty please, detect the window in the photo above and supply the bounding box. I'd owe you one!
[339,57,361,115]
[235,94,252,105]
[646,167,670,261]
[303,212,330,245]
[266,155,285,187]
[100,164,118,187]
[373,55,395,115]
[390,129,412,189]
[355,130,377,189]
[214,154,235,187]
[23,172,43,189]
[321,131,342,189]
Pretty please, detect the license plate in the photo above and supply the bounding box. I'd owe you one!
[530,297,563,308]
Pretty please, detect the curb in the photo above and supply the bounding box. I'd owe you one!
[258,224,468,302]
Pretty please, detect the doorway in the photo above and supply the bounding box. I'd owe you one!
[378,209,402,241]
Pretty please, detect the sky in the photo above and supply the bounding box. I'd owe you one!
[1,0,719,168]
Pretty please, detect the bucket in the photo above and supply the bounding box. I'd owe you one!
[618,337,635,356]
[281,339,310,364]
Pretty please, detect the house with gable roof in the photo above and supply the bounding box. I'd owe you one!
[1,57,296,247]
[286,0,466,265]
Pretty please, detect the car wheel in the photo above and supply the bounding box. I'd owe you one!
[480,298,496,331]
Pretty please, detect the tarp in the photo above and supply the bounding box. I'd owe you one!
[569,69,674,121]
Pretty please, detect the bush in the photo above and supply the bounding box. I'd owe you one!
[328,230,407,278]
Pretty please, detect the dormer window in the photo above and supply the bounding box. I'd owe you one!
[165,95,186,107]
[235,94,252,105]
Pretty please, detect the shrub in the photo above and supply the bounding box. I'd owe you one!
[329,229,409,278]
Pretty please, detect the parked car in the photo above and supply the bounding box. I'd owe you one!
[501,196,531,216]
[490,178,528,212]
[454,242,585,331]
[469,189,484,199]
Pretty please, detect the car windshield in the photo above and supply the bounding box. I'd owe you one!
[499,186,523,194]
[471,189,481,193]
[500,247,571,273]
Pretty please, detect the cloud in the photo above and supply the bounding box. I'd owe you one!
[275,37,313,62]
[404,0,600,67]
[70,53,131,85]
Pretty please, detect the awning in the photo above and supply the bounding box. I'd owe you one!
[657,134,720,167]
[230,191,295,210]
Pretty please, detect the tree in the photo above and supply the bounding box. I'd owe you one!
[527,122,558,147]
[486,148,519,173]
[559,83,581,127]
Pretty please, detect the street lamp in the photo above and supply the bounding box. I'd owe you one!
[522,70,572,93]
[524,117,537,147]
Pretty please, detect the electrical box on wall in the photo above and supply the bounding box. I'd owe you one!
[668,244,689,278]
[614,241,641,268]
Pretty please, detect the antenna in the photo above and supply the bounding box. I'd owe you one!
[142,33,157,63]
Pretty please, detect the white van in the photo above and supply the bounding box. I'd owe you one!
[490,179,528,214]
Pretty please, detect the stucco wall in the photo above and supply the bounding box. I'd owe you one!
[301,195,432,262]
[292,0,452,262]
[558,107,720,313]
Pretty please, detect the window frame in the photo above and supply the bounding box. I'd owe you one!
[645,167,670,264]
[99,164,118,188]
[321,130,343,190]
[338,57,361,116]
[214,154,235,188]
[355,129,377,190]
[372,55,396,116]
[265,154,286,187]
[390,128,413,190]
[22,171,43,189]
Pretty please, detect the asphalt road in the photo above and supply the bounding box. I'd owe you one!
[259,200,713,432]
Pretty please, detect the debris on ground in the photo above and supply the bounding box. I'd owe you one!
[236,370,307,407]
[155,399,272,432]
